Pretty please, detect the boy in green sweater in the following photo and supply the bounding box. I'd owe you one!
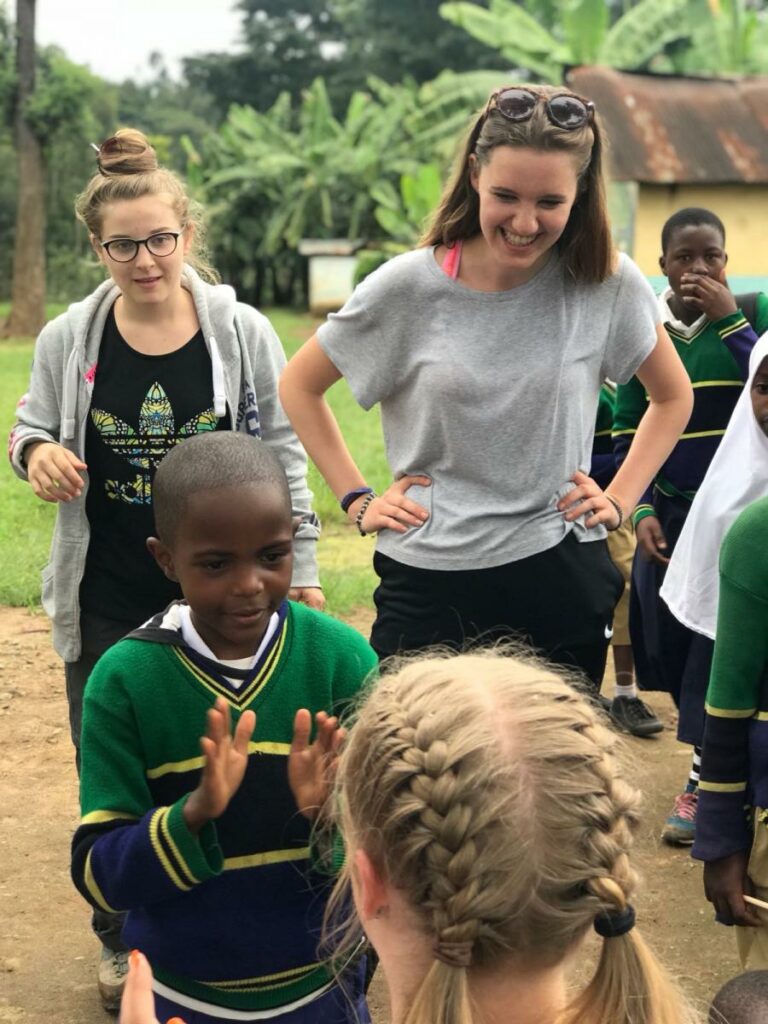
[71,431,377,1022]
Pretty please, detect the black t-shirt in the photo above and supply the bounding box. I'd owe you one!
[80,307,230,622]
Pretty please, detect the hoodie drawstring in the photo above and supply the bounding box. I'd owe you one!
[62,347,80,441]
[208,335,227,419]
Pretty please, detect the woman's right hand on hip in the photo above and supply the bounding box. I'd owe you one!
[348,475,431,535]
[25,441,87,503]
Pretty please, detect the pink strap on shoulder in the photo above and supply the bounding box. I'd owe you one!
[442,240,463,280]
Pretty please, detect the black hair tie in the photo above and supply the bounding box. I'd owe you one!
[594,904,636,939]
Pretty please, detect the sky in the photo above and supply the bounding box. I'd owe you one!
[32,0,244,82]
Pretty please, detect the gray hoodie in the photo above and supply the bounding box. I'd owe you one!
[9,265,320,661]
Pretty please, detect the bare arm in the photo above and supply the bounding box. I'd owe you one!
[607,323,692,516]
[279,335,429,533]
[559,324,692,530]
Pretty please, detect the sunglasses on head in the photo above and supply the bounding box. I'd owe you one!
[485,87,595,130]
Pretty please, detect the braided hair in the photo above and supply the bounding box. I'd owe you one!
[331,651,696,1024]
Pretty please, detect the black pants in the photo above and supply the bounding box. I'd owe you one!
[64,610,137,953]
[370,532,623,689]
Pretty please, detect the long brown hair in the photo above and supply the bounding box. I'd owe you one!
[421,85,614,284]
[75,127,219,283]
[329,651,697,1024]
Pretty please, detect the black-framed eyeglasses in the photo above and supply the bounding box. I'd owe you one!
[486,87,595,130]
[98,231,183,263]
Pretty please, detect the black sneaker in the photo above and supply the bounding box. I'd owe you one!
[609,695,663,737]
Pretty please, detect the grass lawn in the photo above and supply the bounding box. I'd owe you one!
[0,307,386,617]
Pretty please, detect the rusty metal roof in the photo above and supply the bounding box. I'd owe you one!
[565,67,768,184]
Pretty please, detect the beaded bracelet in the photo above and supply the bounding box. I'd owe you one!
[604,492,624,532]
[355,492,376,536]
[340,486,373,514]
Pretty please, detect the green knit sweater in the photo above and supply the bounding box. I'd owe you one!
[71,600,377,1012]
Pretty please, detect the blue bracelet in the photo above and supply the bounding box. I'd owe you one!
[340,486,374,514]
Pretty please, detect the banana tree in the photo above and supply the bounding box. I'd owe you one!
[439,0,695,83]
[667,0,768,74]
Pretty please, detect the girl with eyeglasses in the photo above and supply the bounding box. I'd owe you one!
[280,85,692,685]
[8,128,322,1009]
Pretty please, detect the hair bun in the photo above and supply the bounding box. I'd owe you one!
[96,128,158,176]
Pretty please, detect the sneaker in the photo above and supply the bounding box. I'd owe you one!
[98,947,129,1012]
[609,695,664,738]
[661,787,698,846]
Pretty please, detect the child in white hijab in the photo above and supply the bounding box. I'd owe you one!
[660,332,768,853]
[662,331,768,636]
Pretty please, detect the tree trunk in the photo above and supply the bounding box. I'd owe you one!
[3,0,45,339]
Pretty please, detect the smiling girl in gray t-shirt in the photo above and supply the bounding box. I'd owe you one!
[280,84,692,686]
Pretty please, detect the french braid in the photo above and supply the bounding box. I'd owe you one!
[330,651,697,1024]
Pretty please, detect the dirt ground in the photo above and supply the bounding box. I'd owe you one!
[0,604,738,1023]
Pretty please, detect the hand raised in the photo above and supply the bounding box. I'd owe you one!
[557,471,622,530]
[288,709,345,820]
[26,441,87,503]
[348,475,431,535]
[183,698,256,835]
[680,271,737,322]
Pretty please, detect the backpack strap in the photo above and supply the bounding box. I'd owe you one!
[735,292,759,330]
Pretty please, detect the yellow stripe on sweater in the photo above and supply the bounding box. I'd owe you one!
[149,808,191,891]
[159,807,200,888]
[698,780,747,793]
[223,847,311,871]
[85,849,120,913]
[204,961,320,989]
[147,741,290,779]
[706,703,756,718]
[80,809,140,825]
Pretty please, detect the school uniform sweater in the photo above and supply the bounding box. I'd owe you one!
[71,600,377,1013]
[693,497,768,864]
[590,382,617,491]
[613,293,768,523]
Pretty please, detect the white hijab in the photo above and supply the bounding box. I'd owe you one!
[661,331,768,638]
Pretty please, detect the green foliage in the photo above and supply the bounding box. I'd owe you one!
[372,163,443,246]
[0,339,57,605]
[600,0,697,69]
[182,0,500,119]
[439,0,694,81]
[115,53,218,164]
[355,161,443,283]
[0,23,118,302]
[440,0,567,81]
[195,65,510,304]
[199,76,428,304]
[24,48,100,143]
[661,0,768,74]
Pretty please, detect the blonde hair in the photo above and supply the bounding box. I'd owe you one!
[75,127,219,283]
[331,651,696,1024]
[421,84,614,284]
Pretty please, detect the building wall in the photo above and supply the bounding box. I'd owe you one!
[633,184,768,277]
